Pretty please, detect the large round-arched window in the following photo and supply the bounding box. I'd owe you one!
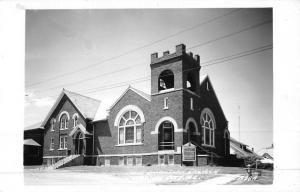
[200,108,216,147]
[118,110,143,144]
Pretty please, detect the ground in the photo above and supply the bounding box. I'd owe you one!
[24,165,273,185]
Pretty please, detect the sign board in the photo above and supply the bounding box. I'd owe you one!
[182,142,196,161]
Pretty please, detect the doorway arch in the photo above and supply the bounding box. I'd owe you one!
[158,121,174,150]
[74,132,84,155]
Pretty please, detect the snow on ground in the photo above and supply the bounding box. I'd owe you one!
[24,165,233,185]
[24,165,272,185]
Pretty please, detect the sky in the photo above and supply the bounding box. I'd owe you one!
[25,8,273,152]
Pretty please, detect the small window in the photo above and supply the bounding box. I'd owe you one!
[50,138,54,150]
[206,82,210,91]
[59,136,64,149]
[190,98,194,111]
[59,136,67,149]
[168,155,174,165]
[135,156,142,166]
[73,115,78,127]
[127,157,133,166]
[50,118,55,131]
[119,157,124,165]
[64,137,68,149]
[158,155,165,165]
[163,97,168,109]
[105,157,110,166]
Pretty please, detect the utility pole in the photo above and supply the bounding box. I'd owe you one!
[238,105,240,142]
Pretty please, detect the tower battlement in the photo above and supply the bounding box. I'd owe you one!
[150,44,200,66]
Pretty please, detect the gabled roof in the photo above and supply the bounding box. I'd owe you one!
[24,122,44,131]
[41,89,101,127]
[199,74,227,122]
[24,139,41,146]
[93,86,150,122]
[64,89,101,119]
[230,137,261,159]
[199,74,208,85]
[69,123,92,137]
[130,86,151,101]
[230,137,248,147]
[108,85,151,110]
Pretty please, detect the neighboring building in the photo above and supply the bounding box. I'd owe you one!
[36,44,230,167]
[230,137,260,159]
[24,122,44,165]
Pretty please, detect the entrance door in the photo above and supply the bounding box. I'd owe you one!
[158,121,174,150]
[75,132,84,155]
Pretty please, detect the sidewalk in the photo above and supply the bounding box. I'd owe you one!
[196,174,241,185]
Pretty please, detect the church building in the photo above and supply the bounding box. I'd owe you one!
[40,44,230,167]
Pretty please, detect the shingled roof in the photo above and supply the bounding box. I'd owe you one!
[41,89,101,126]
[63,89,101,120]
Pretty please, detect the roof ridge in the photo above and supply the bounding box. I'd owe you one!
[63,89,101,103]
[130,86,150,96]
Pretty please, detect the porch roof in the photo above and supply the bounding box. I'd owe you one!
[24,139,41,146]
[69,123,92,137]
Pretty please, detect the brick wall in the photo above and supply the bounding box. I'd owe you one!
[43,95,87,158]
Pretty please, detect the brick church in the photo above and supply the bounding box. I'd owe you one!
[34,44,230,167]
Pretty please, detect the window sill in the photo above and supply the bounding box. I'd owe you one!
[59,128,68,131]
[159,88,175,94]
[115,143,143,147]
[58,148,68,151]
[202,144,215,148]
[49,149,54,151]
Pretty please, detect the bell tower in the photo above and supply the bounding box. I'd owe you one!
[149,44,202,150]
[150,44,201,96]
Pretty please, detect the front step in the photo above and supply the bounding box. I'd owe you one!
[43,155,83,170]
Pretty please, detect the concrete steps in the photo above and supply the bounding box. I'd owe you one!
[43,155,82,170]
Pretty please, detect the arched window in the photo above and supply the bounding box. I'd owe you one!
[50,118,55,131]
[186,72,196,92]
[60,114,68,130]
[200,108,216,147]
[187,122,197,143]
[73,114,79,127]
[158,70,174,92]
[118,110,143,144]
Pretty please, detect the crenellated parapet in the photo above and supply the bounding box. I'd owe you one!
[150,44,200,66]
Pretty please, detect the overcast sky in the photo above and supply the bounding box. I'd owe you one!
[25,8,273,152]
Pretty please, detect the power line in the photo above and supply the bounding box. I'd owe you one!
[25,44,272,104]
[187,19,272,50]
[32,64,142,94]
[26,9,241,88]
[201,45,272,67]
[31,44,272,95]
[28,19,272,95]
